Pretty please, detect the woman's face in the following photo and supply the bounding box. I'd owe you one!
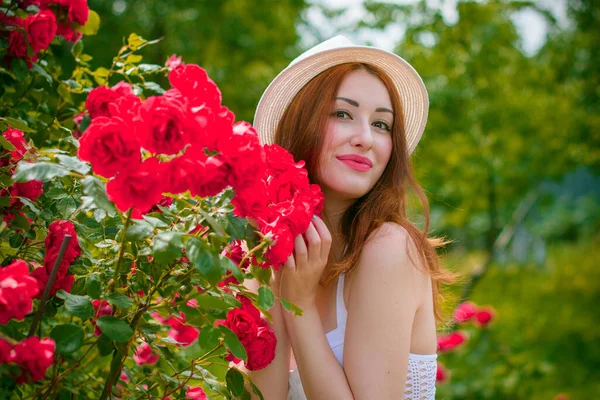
[317,69,394,201]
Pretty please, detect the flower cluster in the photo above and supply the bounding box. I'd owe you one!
[436,301,498,384]
[151,300,200,347]
[31,220,81,297]
[453,301,495,328]
[1,127,43,226]
[1,0,89,67]
[78,60,324,269]
[233,145,324,269]
[78,63,264,218]
[221,295,277,371]
[0,336,56,384]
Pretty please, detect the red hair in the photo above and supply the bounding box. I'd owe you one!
[274,62,455,320]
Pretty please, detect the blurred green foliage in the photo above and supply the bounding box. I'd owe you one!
[438,233,600,399]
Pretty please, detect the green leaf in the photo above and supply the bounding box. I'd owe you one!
[50,324,84,354]
[137,64,162,73]
[96,316,133,342]
[152,232,183,264]
[226,368,246,397]
[77,10,100,36]
[72,40,84,58]
[96,334,115,356]
[13,161,69,182]
[106,292,133,310]
[258,287,274,310]
[81,176,117,216]
[31,62,52,85]
[56,196,77,219]
[56,155,90,174]
[142,81,165,94]
[198,325,221,351]
[0,117,35,132]
[0,135,16,151]
[127,33,147,50]
[279,298,303,316]
[86,273,103,299]
[125,220,154,241]
[186,237,223,285]
[56,290,94,319]
[219,325,247,361]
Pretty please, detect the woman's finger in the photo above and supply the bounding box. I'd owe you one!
[311,216,332,261]
[303,221,321,264]
[293,234,308,268]
[283,254,296,272]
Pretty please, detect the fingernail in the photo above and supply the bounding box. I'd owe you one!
[312,214,317,220]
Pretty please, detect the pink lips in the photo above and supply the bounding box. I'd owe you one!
[336,154,373,172]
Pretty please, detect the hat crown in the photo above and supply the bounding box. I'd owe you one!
[290,35,354,67]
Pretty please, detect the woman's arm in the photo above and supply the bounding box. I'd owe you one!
[281,220,428,399]
[237,275,291,400]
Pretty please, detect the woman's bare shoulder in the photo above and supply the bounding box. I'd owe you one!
[355,222,429,285]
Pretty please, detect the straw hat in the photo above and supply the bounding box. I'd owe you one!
[253,35,429,155]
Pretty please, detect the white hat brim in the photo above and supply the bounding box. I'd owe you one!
[253,45,429,155]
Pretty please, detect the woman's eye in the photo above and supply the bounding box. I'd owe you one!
[334,110,351,119]
[374,121,391,131]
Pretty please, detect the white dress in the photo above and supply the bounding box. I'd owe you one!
[287,273,438,400]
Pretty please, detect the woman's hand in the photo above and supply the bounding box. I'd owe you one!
[279,216,332,310]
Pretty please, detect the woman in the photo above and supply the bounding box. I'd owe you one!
[243,36,454,399]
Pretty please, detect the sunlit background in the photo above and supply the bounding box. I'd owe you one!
[74,1,599,398]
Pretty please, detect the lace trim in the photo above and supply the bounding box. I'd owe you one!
[404,358,437,400]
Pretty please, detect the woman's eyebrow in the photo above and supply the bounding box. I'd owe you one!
[336,97,393,114]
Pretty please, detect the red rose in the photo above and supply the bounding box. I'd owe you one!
[187,105,234,151]
[0,339,12,364]
[165,54,183,71]
[231,180,269,219]
[66,0,89,25]
[12,337,55,383]
[106,157,165,213]
[437,331,467,352]
[186,386,207,400]
[219,121,266,190]
[7,22,35,65]
[436,362,449,383]
[474,307,495,327]
[168,64,221,109]
[55,21,81,43]
[237,294,261,322]
[192,155,229,198]
[2,127,28,163]
[0,260,40,324]
[85,82,134,120]
[91,299,113,336]
[25,10,57,52]
[10,180,43,201]
[133,342,160,365]
[44,220,81,275]
[31,267,75,298]
[136,95,193,155]
[167,316,199,347]
[225,308,259,345]
[453,301,478,324]
[78,116,142,178]
[262,222,294,270]
[245,326,277,371]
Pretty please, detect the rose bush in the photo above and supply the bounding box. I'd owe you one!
[0,2,322,398]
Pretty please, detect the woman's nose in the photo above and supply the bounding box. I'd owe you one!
[350,119,374,150]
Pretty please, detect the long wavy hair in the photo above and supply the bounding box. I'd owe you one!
[274,62,455,320]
